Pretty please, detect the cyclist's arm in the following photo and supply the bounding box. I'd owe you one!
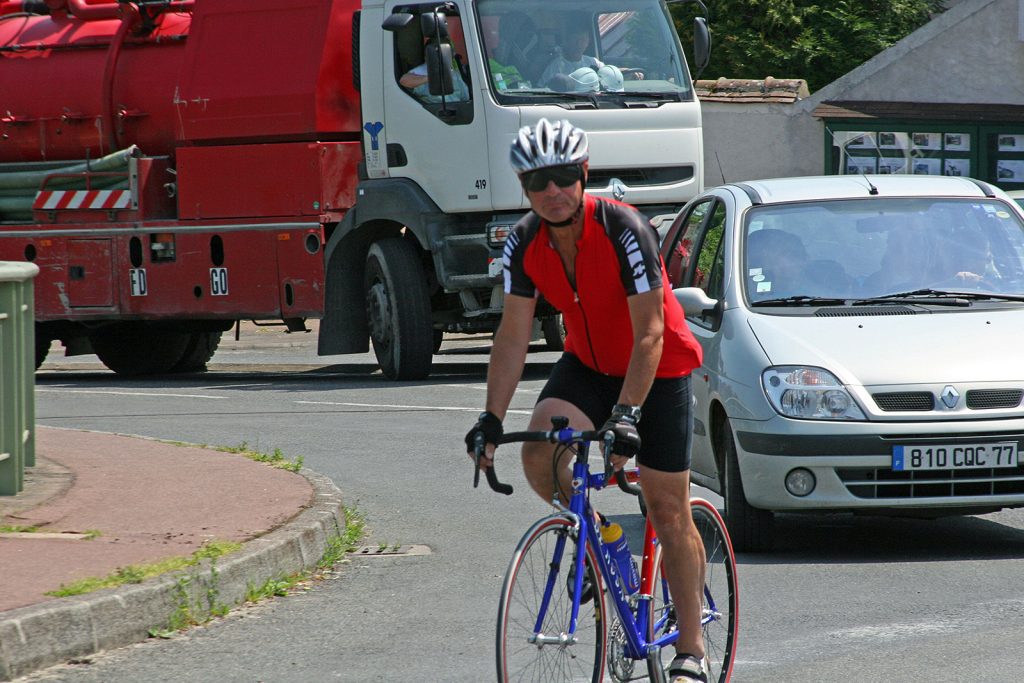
[617,288,664,408]
[485,292,537,421]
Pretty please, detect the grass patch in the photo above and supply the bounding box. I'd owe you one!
[0,524,39,533]
[244,505,367,605]
[45,540,242,598]
[214,442,304,473]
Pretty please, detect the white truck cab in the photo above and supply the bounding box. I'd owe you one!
[321,0,709,378]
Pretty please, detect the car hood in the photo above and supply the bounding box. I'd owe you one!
[746,308,1024,386]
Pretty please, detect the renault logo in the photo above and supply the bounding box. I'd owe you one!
[940,386,960,409]
[610,178,626,201]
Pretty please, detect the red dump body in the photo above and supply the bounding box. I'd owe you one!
[0,0,361,160]
[0,0,363,330]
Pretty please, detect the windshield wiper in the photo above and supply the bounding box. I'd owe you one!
[856,289,1024,304]
[751,295,848,307]
[850,289,975,307]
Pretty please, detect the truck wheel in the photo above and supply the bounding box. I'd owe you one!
[90,323,192,376]
[719,417,774,552]
[172,331,223,372]
[541,314,566,351]
[364,239,433,380]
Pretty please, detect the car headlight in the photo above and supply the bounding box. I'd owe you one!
[761,366,866,420]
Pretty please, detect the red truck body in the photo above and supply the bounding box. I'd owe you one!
[0,0,361,363]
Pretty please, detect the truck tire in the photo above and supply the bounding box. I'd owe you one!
[90,323,193,376]
[364,238,433,380]
[172,331,223,372]
[719,417,775,552]
[541,314,566,351]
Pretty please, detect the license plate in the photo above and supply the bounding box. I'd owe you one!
[892,442,1019,471]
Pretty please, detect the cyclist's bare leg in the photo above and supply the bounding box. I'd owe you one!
[639,465,706,659]
[522,398,593,506]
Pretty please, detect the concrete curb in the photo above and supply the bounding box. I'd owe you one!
[0,468,345,682]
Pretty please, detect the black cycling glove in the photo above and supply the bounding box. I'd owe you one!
[465,411,503,452]
[600,415,641,459]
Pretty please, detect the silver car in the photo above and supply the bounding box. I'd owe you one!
[661,175,1024,551]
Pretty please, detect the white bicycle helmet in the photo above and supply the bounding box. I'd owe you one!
[567,67,599,92]
[509,118,590,175]
[597,64,624,92]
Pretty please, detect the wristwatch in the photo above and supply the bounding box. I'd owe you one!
[611,404,642,424]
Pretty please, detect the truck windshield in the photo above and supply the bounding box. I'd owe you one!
[475,0,692,105]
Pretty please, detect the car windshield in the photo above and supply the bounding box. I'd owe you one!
[743,197,1024,304]
[475,0,692,106]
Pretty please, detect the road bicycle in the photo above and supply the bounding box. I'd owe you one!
[474,416,738,682]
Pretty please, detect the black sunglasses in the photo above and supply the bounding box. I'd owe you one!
[520,165,583,193]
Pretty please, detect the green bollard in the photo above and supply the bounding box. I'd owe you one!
[0,261,39,496]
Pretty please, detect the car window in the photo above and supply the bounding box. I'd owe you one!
[691,202,726,295]
[664,198,713,286]
[743,197,1024,303]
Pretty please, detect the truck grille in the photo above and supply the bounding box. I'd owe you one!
[838,466,1024,499]
[586,166,694,189]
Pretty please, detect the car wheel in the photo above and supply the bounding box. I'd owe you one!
[719,418,774,552]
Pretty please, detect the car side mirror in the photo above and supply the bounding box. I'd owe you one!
[674,286,723,331]
[674,287,716,316]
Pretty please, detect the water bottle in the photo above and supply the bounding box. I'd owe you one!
[600,520,639,594]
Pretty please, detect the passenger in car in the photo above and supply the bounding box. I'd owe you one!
[744,228,812,299]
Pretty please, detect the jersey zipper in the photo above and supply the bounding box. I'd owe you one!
[570,255,603,374]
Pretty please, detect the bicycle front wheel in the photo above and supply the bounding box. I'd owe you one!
[496,515,607,683]
[647,498,739,683]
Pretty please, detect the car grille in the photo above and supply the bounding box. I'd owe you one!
[872,389,1024,411]
[966,389,1023,409]
[838,466,1024,499]
[873,392,934,411]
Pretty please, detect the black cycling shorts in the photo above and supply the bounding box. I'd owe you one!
[536,353,693,473]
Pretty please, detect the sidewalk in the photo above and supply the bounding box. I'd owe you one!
[0,427,345,681]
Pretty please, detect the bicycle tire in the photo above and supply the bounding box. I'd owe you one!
[647,498,739,683]
[496,515,607,683]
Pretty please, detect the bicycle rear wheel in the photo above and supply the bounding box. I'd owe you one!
[647,498,739,683]
[496,515,607,683]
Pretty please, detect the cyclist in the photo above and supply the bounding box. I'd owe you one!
[465,118,708,682]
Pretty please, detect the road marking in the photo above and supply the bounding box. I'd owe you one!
[436,383,539,394]
[35,389,227,400]
[293,400,532,415]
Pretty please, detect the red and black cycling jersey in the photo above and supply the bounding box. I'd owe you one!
[503,194,702,378]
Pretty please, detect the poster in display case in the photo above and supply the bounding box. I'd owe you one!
[845,156,877,174]
[911,132,941,150]
[944,133,970,151]
[878,158,907,175]
[944,158,970,177]
[997,159,1024,182]
[998,134,1024,152]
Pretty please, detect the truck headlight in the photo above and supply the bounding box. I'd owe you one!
[762,366,866,420]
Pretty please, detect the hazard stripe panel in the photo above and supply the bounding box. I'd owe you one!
[33,190,132,211]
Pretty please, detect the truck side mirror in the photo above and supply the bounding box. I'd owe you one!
[425,42,455,97]
[420,11,450,41]
[692,17,711,77]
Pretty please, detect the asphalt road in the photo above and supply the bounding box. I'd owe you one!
[22,325,1024,682]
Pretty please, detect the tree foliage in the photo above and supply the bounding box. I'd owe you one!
[674,0,946,92]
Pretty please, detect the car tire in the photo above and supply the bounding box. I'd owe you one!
[720,417,774,552]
